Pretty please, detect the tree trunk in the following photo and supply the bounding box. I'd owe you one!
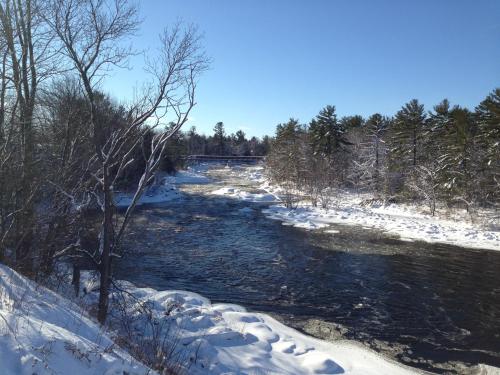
[97,165,113,324]
[72,265,80,297]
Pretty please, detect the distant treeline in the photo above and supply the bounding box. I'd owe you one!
[161,122,271,172]
[266,89,500,216]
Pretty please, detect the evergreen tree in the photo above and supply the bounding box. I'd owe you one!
[213,122,226,155]
[235,130,246,144]
[233,129,248,155]
[267,119,306,206]
[390,99,427,170]
[430,101,477,205]
[309,105,350,159]
[307,106,352,186]
[476,89,500,168]
[475,88,500,204]
[340,115,364,130]
[162,122,187,173]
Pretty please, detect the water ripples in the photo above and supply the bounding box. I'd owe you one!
[116,175,500,374]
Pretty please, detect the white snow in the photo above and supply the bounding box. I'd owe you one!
[114,167,211,208]
[164,168,211,185]
[262,198,500,251]
[92,278,420,375]
[0,264,154,375]
[166,163,500,250]
[238,166,267,183]
[218,166,500,251]
[115,184,181,208]
[210,186,280,203]
[0,264,424,374]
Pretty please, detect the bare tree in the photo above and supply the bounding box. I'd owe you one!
[407,165,439,216]
[0,0,58,269]
[35,78,93,275]
[47,0,208,323]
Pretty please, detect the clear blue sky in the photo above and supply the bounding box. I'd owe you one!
[106,0,500,137]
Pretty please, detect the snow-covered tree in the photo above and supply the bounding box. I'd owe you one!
[476,88,500,205]
[390,99,427,171]
[266,119,306,208]
[430,101,477,208]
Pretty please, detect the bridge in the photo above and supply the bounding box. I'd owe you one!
[183,155,265,164]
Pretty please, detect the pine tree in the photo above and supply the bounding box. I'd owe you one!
[268,119,304,179]
[267,119,306,207]
[430,100,477,206]
[475,88,500,204]
[213,122,226,155]
[390,99,427,171]
[309,105,350,159]
[340,115,364,130]
[476,89,500,163]
[308,105,352,184]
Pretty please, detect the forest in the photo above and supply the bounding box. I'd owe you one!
[266,93,500,218]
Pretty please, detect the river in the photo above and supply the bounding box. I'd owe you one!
[115,164,500,374]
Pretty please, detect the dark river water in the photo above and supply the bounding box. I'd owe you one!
[115,165,500,374]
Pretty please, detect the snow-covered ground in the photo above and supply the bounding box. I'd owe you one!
[225,165,500,251]
[0,264,424,375]
[115,185,182,208]
[114,167,210,208]
[261,194,500,251]
[104,283,421,375]
[210,186,280,203]
[165,168,212,185]
[0,265,153,375]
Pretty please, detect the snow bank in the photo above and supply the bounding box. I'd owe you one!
[114,166,210,208]
[115,184,181,208]
[238,166,500,251]
[0,264,420,374]
[238,165,267,183]
[96,280,420,375]
[0,265,154,375]
[263,202,500,251]
[165,168,211,185]
[4,263,498,374]
[210,186,280,203]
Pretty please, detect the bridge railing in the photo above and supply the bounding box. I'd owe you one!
[183,155,265,162]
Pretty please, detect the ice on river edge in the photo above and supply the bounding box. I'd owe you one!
[0,264,428,375]
[261,200,500,251]
[118,163,500,250]
[114,168,210,208]
[210,186,280,203]
[231,165,500,252]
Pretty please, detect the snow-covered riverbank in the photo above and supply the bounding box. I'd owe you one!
[114,169,211,208]
[0,265,151,375]
[262,200,500,251]
[3,164,500,374]
[219,165,500,252]
[118,164,500,251]
[0,264,424,374]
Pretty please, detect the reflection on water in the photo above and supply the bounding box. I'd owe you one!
[116,167,500,374]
